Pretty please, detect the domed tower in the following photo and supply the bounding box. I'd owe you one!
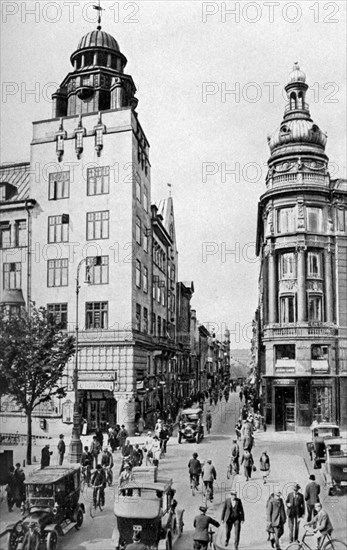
[52,25,137,117]
[255,63,346,432]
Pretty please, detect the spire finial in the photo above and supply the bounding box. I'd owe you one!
[167,183,172,197]
[93,0,104,30]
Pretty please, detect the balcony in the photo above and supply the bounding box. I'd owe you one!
[263,324,336,340]
[268,172,328,188]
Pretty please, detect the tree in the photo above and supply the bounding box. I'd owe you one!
[0,306,75,464]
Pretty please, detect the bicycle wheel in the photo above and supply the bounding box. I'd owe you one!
[285,543,302,550]
[98,488,104,511]
[191,479,196,496]
[90,501,97,518]
[324,540,347,550]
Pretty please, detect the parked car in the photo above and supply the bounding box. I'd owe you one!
[322,438,347,495]
[306,421,340,469]
[178,408,204,443]
[113,467,184,550]
[7,465,84,550]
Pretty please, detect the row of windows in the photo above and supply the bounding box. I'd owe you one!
[135,260,148,293]
[153,240,166,272]
[279,251,323,279]
[277,206,323,233]
[275,343,329,361]
[135,217,149,251]
[135,175,149,212]
[135,306,167,337]
[279,294,324,323]
[0,220,26,248]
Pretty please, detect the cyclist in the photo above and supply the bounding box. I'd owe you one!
[101,447,114,486]
[80,446,92,486]
[306,502,333,550]
[188,452,202,489]
[91,464,106,507]
[193,505,220,550]
[202,459,217,501]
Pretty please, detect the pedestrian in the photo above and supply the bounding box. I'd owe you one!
[118,425,128,454]
[123,439,134,460]
[193,505,220,550]
[260,451,270,484]
[188,452,202,488]
[235,419,242,441]
[95,426,104,448]
[119,463,133,496]
[266,491,286,550]
[41,444,53,469]
[57,434,65,465]
[133,444,143,467]
[305,474,321,522]
[125,532,148,550]
[14,463,26,505]
[5,466,17,512]
[239,390,243,402]
[90,435,101,468]
[231,439,240,474]
[154,418,162,437]
[286,483,305,543]
[243,433,254,452]
[307,502,333,550]
[137,416,145,435]
[202,459,217,501]
[221,490,245,549]
[240,449,254,481]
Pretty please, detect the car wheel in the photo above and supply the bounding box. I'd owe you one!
[75,509,84,530]
[46,530,58,550]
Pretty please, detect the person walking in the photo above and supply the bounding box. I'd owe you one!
[133,444,143,467]
[118,425,128,455]
[95,426,104,448]
[267,491,286,550]
[202,459,217,501]
[41,444,52,469]
[286,483,305,543]
[305,474,321,522]
[260,451,270,484]
[221,490,245,549]
[90,435,102,468]
[5,466,17,512]
[193,505,220,550]
[231,439,240,474]
[14,463,26,505]
[137,416,145,435]
[240,449,254,481]
[57,434,66,465]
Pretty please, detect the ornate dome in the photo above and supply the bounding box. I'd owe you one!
[288,62,306,84]
[76,29,119,52]
[268,118,327,152]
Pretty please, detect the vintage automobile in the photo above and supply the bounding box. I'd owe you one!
[113,466,184,550]
[306,421,341,469]
[321,438,347,496]
[178,408,204,443]
[7,465,85,550]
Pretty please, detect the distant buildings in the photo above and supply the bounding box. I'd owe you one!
[254,64,347,431]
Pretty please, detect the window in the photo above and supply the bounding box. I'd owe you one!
[308,295,322,322]
[136,217,141,245]
[47,259,68,287]
[152,313,156,336]
[48,303,68,330]
[143,266,148,293]
[143,307,148,333]
[337,208,346,232]
[136,176,141,202]
[49,171,70,200]
[143,228,148,252]
[143,187,148,212]
[157,316,161,337]
[277,207,295,233]
[87,166,110,195]
[280,295,295,323]
[0,185,6,201]
[3,262,21,289]
[86,256,109,284]
[87,211,109,240]
[86,302,108,329]
[48,215,69,243]
[275,344,295,360]
[157,284,161,303]
[307,252,322,278]
[136,303,141,331]
[279,252,296,279]
[16,220,26,247]
[162,319,166,337]
[136,260,141,287]
[311,345,329,361]
[312,387,332,422]
[161,283,166,306]
[0,223,11,248]
[307,207,323,232]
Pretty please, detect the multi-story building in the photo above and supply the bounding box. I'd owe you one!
[255,64,347,431]
[0,23,184,436]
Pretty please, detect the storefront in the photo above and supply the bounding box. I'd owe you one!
[79,378,117,433]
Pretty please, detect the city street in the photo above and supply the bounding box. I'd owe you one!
[1,389,346,550]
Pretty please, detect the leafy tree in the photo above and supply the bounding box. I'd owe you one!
[0,306,75,464]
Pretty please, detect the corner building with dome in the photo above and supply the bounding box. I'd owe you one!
[255,64,347,431]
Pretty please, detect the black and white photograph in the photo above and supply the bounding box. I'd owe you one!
[0,1,346,549]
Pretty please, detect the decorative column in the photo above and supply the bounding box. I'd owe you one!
[297,246,306,322]
[324,248,334,322]
[114,392,136,435]
[268,249,277,324]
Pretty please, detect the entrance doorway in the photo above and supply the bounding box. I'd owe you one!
[275,386,295,431]
[82,391,117,433]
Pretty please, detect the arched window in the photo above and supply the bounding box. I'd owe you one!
[290,92,297,110]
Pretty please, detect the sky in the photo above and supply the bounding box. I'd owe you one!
[1,0,346,348]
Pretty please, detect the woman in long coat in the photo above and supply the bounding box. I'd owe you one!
[241,449,254,481]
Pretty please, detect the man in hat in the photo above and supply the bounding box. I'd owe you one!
[202,459,217,501]
[221,490,245,549]
[125,531,148,550]
[193,505,220,550]
[305,474,321,522]
[57,434,65,465]
[266,491,286,549]
[41,444,52,469]
[307,502,333,550]
[286,483,305,543]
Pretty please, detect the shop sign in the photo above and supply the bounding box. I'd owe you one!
[311,379,333,386]
[275,367,295,373]
[273,379,296,386]
[79,381,114,391]
[79,372,114,380]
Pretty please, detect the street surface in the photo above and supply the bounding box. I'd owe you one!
[1,389,346,550]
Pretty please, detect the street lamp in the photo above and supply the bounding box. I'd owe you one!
[68,256,101,463]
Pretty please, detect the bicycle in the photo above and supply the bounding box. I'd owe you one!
[104,466,113,487]
[208,528,215,549]
[190,474,199,496]
[203,483,213,504]
[90,484,104,518]
[285,528,347,550]
[227,457,239,480]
